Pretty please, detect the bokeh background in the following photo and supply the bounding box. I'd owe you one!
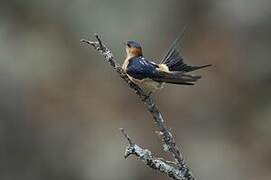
[1,0,271,180]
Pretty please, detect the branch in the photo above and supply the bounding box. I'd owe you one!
[81,34,194,180]
[120,128,188,180]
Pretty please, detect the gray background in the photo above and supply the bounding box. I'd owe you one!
[0,0,271,180]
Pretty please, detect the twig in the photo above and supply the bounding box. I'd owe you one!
[81,34,194,180]
[120,128,133,147]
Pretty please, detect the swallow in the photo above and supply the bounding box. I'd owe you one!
[122,33,211,94]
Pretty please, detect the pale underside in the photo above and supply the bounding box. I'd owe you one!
[127,74,165,93]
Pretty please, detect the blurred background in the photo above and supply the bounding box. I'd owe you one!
[1,0,271,180]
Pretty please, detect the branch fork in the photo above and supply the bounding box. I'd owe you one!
[81,35,195,180]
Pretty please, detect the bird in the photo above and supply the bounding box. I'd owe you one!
[122,33,211,94]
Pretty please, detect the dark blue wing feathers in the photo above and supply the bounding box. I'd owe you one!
[126,57,160,80]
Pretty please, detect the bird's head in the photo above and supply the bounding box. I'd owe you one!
[126,40,142,58]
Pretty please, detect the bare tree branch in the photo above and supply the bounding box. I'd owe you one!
[81,35,194,180]
[120,128,189,180]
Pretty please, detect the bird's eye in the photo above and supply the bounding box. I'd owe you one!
[127,44,131,48]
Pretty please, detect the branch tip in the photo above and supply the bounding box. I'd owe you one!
[120,128,133,145]
[94,33,103,49]
[80,39,94,45]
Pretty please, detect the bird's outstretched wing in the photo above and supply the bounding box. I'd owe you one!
[161,28,211,72]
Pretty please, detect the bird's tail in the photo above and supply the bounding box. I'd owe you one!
[152,71,201,85]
